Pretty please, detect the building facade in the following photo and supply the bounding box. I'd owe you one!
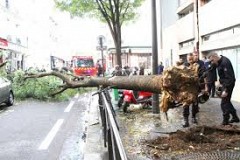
[0,0,28,72]
[107,46,152,70]
[160,0,240,101]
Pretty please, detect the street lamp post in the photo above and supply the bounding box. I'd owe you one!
[151,0,160,114]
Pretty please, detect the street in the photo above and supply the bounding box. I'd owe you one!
[0,93,90,160]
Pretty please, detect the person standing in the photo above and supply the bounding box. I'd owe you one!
[182,52,207,127]
[139,65,145,75]
[205,60,217,97]
[157,62,164,75]
[111,65,122,76]
[208,52,239,125]
[96,60,103,77]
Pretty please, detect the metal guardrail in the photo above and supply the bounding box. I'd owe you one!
[93,87,128,160]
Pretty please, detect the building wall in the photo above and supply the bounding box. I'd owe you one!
[160,0,195,67]
[198,0,240,80]
[199,0,240,52]
[199,0,240,36]
[162,0,240,69]
[161,0,179,28]
[176,13,195,43]
[162,0,240,101]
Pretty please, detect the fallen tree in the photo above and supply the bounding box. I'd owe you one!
[0,60,202,112]
[23,63,201,113]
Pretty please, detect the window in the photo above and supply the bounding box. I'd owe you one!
[202,25,240,43]
[177,1,194,19]
[76,59,94,67]
[179,39,194,49]
[16,38,21,45]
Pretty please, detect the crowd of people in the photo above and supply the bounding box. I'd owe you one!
[173,51,239,127]
[110,65,146,77]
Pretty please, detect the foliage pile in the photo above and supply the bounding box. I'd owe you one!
[6,70,85,101]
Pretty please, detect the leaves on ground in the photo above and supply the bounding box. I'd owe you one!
[117,109,240,159]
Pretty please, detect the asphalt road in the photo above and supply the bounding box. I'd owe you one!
[0,93,90,160]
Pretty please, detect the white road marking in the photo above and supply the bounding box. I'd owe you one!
[38,119,64,150]
[64,101,75,112]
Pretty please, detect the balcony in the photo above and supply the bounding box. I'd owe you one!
[199,0,240,36]
[177,0,194,16]
[201,27,240,51]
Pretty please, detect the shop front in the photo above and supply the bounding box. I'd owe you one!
[0,38,8,63]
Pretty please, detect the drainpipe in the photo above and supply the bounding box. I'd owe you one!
[194,0,200,57]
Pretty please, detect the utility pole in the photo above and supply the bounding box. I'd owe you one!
[194,0,201,57]
[151,0,159,114]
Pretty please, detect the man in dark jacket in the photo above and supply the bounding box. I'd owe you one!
[182,52,207,127]
[205,60,217,97]
[157,62,164,75]
[208,52,239,125]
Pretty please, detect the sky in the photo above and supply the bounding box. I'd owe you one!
[11,0,152,66]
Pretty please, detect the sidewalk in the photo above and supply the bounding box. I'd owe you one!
[83,90,240,160]
[83,93,108,160]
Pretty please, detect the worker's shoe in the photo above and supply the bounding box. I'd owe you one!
[183,117,189,128]
[229,112,240,123]
[221,114,230,125]
[192,117,198,124]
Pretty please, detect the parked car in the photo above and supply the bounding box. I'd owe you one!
[0,77,14,106]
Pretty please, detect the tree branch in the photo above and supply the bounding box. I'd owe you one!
[0,61,7,68]
[120,1,130,26]
[96,0,115,37]
[51,87,68,96]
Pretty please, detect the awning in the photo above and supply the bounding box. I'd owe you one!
[0,38,8,49]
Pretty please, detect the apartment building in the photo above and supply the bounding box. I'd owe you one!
[0,0,28,71]
[160,0,240,101]
[0,0,62,71]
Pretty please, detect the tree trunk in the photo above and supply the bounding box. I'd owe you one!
[84,75,162,93]
[115,44,122,67]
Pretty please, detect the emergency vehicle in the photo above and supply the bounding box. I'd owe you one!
[71,56,97,76]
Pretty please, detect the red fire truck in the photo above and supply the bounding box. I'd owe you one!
[71,56,97,76]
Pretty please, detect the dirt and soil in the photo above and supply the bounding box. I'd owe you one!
[116,105,240,160]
